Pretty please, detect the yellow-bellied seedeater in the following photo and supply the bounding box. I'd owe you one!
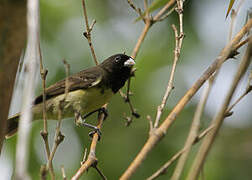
[6,54,135,138]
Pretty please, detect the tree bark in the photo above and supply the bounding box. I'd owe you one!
[0,0,26,152]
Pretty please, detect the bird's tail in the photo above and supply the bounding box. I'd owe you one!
[5,114,20,139]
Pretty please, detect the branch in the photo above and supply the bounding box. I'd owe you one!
[38,33,51,165]
[127,0,144,22]
[147,125,215,180]
[171,80,212,180]
[153,0,176,21]
[47,60,69,180]
[153,24,180,128]
[82,0,98,65]
[228,0,244,41]
[70,2,110,179]
[38,20,51,180]
[224,75,252,117]
[124,0,177,124]
[15,0,40,179]
[175,0,185,50]
[61,165,67,180]
[157,6,176,22]
[120,18,252,180]
[186,37,252,180]
[71,104,107,180]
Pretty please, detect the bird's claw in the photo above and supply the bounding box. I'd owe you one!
[88,128,102,141]
[98,107,108,120]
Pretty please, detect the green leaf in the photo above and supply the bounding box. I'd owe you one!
[226,0,236,18]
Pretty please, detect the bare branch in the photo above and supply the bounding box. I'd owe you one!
[225,82,252,117]
[39,28,50,179]
[47,59,70,179]
[153,0,176,21]
[187,37,252,180]
[120,18,252,180]
[127,0,144,22]
[147,125,215,180]
[15,0,40,179]
[158,6,176,22]
[82,0,98,65]
[153,24,179,128]
[38,34,51,162]
[81,148,88,165]
[228,0,244,41]
[71,104,107,180]
[61,165,67,180]
[147,115,154,135]
[124,0,178,123]
[131,20,151,59]
[171,80,212,180]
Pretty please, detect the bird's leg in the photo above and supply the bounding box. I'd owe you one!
[98,107,108,120]
[74,112,102,140]
[88,107,109,139]
[81,107,108,120]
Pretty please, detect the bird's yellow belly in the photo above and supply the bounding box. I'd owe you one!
[33,88,114,120]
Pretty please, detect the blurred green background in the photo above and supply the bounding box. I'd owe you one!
[1,0,252,179]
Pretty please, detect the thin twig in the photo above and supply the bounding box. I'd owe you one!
[147,125,215,180]
[82,0,98,65]
[225,82,252,117]
[153,0,176,21]
[61,165,67,180]
[38,4,50,178]
[38,32,51,162]
[125,0,177,124]
[120,18,252,180]
[131,20,151,59]
[158,6,176,22]
[81,148,88,165]
[233,35,251,51]
[126,0,184,127]
[186,37,252,180]
[124,75,140,124]
[228,0,244,42]
[229,10,237,42]
[153,24,179,128]
[127,0,144,22]
[129,0,176,59]
[175,0,185,51]
[171,81,212,180]
[147,115,154,135]
[47,60,69,180]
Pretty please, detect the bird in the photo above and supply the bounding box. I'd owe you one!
[6,54,135,138]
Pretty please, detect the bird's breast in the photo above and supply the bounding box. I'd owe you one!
[36,87,114,120]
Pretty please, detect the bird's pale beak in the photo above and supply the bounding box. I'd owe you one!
[124,58,135,67]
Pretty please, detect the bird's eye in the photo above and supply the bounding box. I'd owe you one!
[115,56,121,62]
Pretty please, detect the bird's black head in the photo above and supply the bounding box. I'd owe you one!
[100,54,135,93]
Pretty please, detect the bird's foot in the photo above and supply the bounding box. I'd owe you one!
[98,107,108,120]
[75,112,102,141]
[88,128,102,141]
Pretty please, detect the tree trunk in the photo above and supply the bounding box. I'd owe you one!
[0,0,26,152]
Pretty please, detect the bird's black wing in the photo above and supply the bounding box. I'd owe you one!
[34,66,103,105]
